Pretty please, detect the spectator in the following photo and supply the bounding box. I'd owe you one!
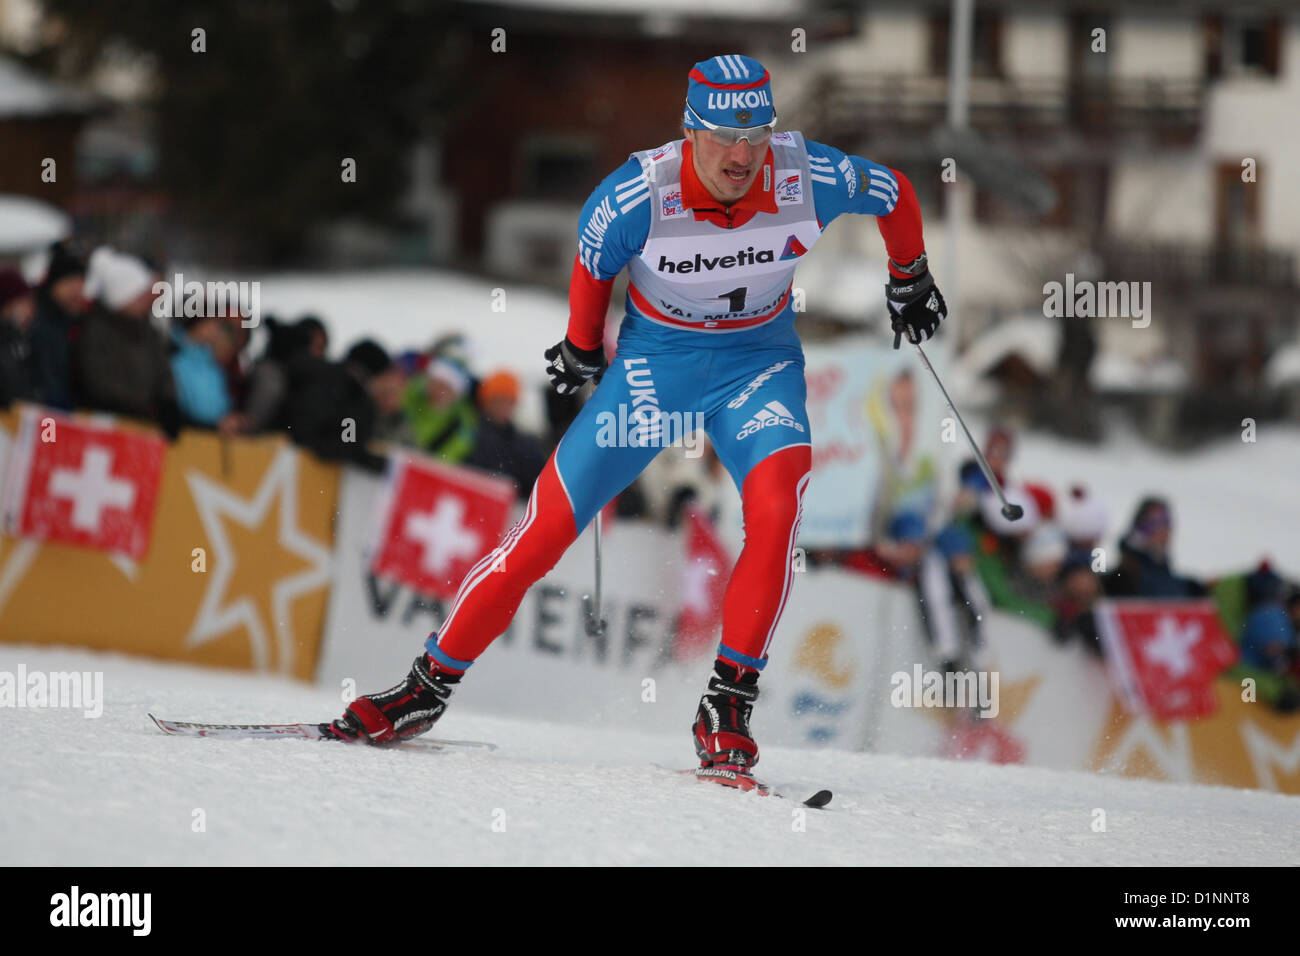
[983,425,1015,487]
[170,316,242,432]
[284,338,401,472]
[965,488,1056,628]
[1235,565,1300,709]
[917,523,992,673]
[29,240,89,409]
[297,315,329,359]
[217,313,252,411]
[1059,483,1108,560]
[1052,552,1104,656]
[465,369,545,499]
[874,510,929,581]
[76,248,181,436]
[1104,496,1205,598]
[1017,523,1069,604]
[402,356,477,462]
[241,316,317,432]
[0,270,38,406]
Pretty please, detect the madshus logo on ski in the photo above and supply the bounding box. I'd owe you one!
[737,400,806,440]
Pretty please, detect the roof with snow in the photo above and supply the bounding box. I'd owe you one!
[0,195,71,255]
[0,56,95,118]
[959,315,1061,380]
[1265,342,1300,389]
[1090,352,1188,393]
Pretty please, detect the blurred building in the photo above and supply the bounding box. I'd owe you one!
[0,54,93,209]
[445,0,853,284]
[436,1,1299,441]
[783,2,1300,440]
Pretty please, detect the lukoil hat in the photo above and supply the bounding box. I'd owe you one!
[684,55,775,130]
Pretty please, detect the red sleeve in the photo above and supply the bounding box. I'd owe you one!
[566,254,615,352]
[877,169,927,280]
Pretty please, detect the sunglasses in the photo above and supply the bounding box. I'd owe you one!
[686,103,777,146]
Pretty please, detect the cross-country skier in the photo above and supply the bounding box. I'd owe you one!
[332,54,946,776]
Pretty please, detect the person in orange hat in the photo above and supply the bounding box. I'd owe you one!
[465,369,545,499]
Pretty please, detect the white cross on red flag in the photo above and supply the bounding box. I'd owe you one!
[2,408,166,558]
[1095,599,1239,720]
[672,506,733,660]
[370,455,516,599]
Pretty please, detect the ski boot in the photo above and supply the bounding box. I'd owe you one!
[331,654,461,745]
[692,660,760,771]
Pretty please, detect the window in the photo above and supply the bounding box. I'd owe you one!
[1205,15,1281,78]
[974,164,1108,231]
[929,11,1003,78]
[1214,159,1260,247]
[518,137,598,199]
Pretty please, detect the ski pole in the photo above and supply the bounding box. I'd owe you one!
[581,377,609,636]
[911,339,1023,521]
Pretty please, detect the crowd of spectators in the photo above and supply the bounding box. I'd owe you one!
[831,423,1300,713]
[0,241,549,499]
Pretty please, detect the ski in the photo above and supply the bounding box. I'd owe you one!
[668,765,832,808]
[148,714,496,751]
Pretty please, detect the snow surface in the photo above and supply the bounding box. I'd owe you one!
[2,646,1296,866]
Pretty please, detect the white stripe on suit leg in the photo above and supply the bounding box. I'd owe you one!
[440,475,540,634]
[760,470,811,659]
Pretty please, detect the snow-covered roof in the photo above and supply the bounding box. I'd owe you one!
[789,252,889,323]
[959,314,1061,379]
[0,195,71,255]
[0,56,94,118]
[1265,341,1300,389]
[1090,352,1188,393]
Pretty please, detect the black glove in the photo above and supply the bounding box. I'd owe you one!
[544,337,606,395]
[885,259,946,349]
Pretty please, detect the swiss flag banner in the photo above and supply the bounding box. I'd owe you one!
[1095,599,1239,721]
[371,455,516,600]
[672,507,733,660]
[2,407,166,558]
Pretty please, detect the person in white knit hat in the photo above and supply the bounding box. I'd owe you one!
[77,248,180,435]
[84,247,158,318]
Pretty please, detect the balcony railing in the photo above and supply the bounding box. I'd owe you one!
[803,73,1204,143]
[1098,240,1297,288]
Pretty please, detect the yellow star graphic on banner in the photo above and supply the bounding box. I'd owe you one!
[184,445,332,673]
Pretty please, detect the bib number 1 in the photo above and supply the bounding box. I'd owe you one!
[716,287,747,313]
